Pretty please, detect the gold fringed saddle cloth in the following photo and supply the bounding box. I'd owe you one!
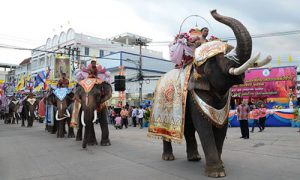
[148,64,192,143]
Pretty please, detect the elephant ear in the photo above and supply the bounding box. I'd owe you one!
[188,68,210,91]
[99,82,112,104]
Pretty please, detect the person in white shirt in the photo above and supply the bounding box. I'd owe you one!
[131,106,137,127]
[137,106,144,129]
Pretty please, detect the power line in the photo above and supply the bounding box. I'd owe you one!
[149,29,300,45]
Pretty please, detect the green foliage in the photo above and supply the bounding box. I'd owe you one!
[144,108,151,122]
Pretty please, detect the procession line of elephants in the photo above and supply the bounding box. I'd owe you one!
[0,10,272,178]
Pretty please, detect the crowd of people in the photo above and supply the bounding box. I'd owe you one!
[107,105,151,129]
[236,99,267,139]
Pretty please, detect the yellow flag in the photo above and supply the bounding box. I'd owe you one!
[277,56,281,65]
[288,55,293,63]
[26,74,30,81]
[16,74,25,91]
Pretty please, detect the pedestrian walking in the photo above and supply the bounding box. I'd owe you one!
[120,107,129,128]
[237,99,250,139]
[137,106,144,129]
[259,104,267,130]
[251,105,262,133]
[131,106,137,127]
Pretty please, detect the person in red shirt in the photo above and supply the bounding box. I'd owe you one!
[251,105,263,133]
[237,99,250,139]
[259,104,267,131]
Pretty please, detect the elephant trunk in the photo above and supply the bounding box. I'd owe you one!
[211,9,252,64]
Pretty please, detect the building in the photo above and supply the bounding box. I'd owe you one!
[90,51,173,106]
[16,28,173,105]
[0,63,18,83]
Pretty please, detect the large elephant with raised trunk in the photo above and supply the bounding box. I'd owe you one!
[74,78,112,148]
[150,10,271,178]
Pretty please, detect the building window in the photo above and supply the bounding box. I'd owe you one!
[99,50,104,57]
[84,47,89,56]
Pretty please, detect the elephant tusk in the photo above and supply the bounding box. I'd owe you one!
[92,110,97,123]
[13,112,16,119]
[229,53,260,75]
[56,110,67,121]
[81,111,86,127]
[253,55,272,67]
[66,109,70,117]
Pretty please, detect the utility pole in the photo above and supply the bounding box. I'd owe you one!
[135,38,146,106]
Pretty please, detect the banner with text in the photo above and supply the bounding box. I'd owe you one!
[231,66,297,98]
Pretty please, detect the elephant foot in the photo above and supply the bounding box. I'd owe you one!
[68,133,75,138]
[82,141,87,148]
[21,124,25,127]
[76,137,82,141]
[187,152,201,161]
[100,139,111,146]
[162,153,175,161]
[205,165,226,178]
[87,140,98,146]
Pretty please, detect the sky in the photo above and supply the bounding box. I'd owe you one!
[0,0,300,66]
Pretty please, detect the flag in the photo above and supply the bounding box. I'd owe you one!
[277,56,281,65]
[16,74,25,91]
[288,55,293,63]
[34,71,46,88]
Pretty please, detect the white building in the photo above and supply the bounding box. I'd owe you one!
[26,28,173,105]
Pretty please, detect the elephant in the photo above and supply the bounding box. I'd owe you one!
[74,78,112,148]
[8,98,20,124]
[153,10,271,178]
[46,88,75,138]
[24,95,39,127]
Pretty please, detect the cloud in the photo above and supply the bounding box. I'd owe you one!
[0,0,299,64]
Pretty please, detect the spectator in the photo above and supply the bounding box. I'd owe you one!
[131,106,137,127]
[259,104,267,131]
[251,105,262,133]
[120,107,129,128]
[237,99,250,139]
[137,106,144,129]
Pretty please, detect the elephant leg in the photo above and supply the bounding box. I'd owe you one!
[162,140,175,161]
[52,119,58,134]
[87,123,97,146]
[82,124,89,148]
[184,109,201,161]
[57,120,65,138]
[67,118,75,138]
[212,125,228,161]
[187,93,225,178]
[76,120,83,141]
[21,118,25,127]
[98,110,111,146]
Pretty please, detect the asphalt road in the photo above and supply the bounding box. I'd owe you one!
[0,121,300,180]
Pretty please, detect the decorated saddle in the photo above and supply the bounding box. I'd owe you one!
[53,87,70,101]
[194,40,227,67]
[148,64,192,143]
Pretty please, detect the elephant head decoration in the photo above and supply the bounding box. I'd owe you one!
[149,10,271,178]
[74,78,112,148]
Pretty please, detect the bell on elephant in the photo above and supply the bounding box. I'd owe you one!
[149,10,272,178]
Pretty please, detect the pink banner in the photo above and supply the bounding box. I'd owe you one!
[231,66,297,98]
